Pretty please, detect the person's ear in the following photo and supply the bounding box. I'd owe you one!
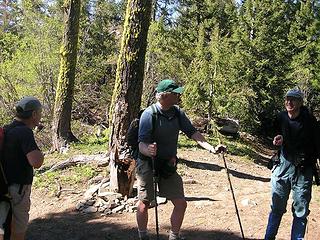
[32,110,38,120]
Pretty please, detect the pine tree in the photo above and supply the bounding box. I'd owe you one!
[176,0,238,119]
[0,0,62,124]
[74,0,125,124]
[234,0,297,133]
[288,0,320,112]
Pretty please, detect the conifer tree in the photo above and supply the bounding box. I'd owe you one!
[234,0,296,133]
[288,0,320,112]
[177,1,237,119]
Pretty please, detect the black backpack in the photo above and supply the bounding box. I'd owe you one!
[127,105,158,159]
[0,126,12,240]
[0,127,9,199]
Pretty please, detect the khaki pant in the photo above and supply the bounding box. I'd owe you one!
[0,201,10,235]
[8,184,31,234]
[136,159,184,202]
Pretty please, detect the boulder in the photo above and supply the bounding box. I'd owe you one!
[215,117,239,135]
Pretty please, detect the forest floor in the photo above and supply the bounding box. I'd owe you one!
[26,145,320,240]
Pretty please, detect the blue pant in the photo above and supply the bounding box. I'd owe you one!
[264,155,313,240]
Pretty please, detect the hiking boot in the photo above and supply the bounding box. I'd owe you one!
[168,236,186,240]
[139,236,150,240]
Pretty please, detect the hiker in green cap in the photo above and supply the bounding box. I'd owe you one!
[136,79,226,240]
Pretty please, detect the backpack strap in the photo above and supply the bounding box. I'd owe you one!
[137,105,158,161]
[150,104,181,136]
[173,105,181,127]
[150,104,158,141]
[0,162,7,185]
[138,104,180,161]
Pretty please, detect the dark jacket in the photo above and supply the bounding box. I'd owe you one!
[274,106,320,167]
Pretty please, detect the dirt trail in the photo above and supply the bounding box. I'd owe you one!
[27,149,320,240]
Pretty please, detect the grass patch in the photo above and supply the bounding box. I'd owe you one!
[42,142,108,167]
[33,164,100,193]
[226,140,256,158]
[68,141,107,155]
[178,134,198,149]
[71,125,109,154]
[36,126,110,193]
[178,132,258,162]
[178,133,219,149]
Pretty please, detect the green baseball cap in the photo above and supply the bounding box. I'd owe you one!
[16,96,42,112]
[156,79,184,94]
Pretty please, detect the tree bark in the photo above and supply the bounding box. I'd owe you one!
[52,0,81,151]
[108,0,152,196]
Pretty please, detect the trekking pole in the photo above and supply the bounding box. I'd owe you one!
[151,143,160,240]
[216,131,245,240]
[305,217,308,240]
[221,152,245,240]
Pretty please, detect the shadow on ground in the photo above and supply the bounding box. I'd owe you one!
[179,158,270,183]
[27,209,262,240]
[185,196,216,202]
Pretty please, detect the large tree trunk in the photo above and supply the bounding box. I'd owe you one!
[51,0,81,151]
[108,0,152,196]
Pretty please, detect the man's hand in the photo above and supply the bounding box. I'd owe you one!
[169,156,177,166]
[273,135,283,146]
[214,144,227,154]
[34,124,44,133]
[148,142,157,157]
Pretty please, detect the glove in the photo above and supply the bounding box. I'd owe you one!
[215,144,227,153]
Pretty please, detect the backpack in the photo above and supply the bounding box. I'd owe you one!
[126,104,181,160]
[0,126,12,240]
[0,127,9,198]
[127,105,158,159]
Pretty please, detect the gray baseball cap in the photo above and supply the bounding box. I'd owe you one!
[285,89,304,100]
[16,96,42,112]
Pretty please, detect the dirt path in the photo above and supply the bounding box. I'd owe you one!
[27,149,320,240]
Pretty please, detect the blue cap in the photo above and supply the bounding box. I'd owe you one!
[285,89,304,100]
